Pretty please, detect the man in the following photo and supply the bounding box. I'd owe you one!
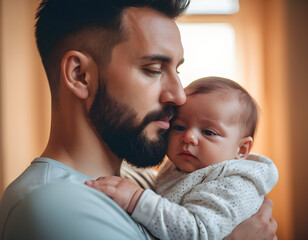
[0,1,277,239]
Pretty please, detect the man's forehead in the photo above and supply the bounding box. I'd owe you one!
[122,7,184,62]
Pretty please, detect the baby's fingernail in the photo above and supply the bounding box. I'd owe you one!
[85,180,93,185]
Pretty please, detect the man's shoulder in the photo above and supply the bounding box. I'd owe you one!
[1,158,83,214]
[18,181,130,219]
[1,158,150,240]
[2,182,149,240]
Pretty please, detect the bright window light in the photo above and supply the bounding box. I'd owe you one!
[186,0,239,15]
[177,23,237,87]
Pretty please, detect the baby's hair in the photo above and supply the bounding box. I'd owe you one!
[185,77,259,138]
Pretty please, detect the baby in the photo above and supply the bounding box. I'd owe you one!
[86,77,278,240]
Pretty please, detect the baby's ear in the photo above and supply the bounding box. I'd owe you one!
[235,136,253,159]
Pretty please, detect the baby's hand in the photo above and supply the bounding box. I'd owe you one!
[85,176,144,214]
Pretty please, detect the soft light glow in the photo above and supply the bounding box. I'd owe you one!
[177,23,237,87]
[185,0,239,15]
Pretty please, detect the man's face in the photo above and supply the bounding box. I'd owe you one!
[89,7,186,167]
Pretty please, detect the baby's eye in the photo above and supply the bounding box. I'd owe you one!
[201,129,217,136]
[172,125,186,131]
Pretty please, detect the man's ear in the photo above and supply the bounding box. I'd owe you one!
[61,50,98,99]
[235,136,253,159]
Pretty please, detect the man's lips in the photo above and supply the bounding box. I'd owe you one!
[154,117,172,129]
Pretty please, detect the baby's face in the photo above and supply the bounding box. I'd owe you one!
[167,91,244,173]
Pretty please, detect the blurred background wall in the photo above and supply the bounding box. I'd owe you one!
[0,0,51,196]
[0,0,308,239]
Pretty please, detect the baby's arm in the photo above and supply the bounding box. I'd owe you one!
[85,176,143,214]
[85,156,278,240]
[85,176,277,240]
[86,175,253,239]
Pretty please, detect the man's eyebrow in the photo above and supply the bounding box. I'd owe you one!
[140,55,171,63]
[140,55,184,65]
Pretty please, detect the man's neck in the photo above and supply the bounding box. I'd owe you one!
[41,111,122,178]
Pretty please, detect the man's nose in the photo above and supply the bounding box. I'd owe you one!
[160,73,186,106]
[182,129,198,146]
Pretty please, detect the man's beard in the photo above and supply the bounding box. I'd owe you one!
[89,81,177,168]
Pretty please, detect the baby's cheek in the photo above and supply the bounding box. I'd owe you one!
[167,141,178,161]
[168,131,179,143]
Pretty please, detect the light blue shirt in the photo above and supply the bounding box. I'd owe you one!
[0,158,150,240]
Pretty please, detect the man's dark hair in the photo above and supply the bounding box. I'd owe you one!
[35,0,190,102]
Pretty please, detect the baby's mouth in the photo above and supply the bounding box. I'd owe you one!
[179,150,198,160]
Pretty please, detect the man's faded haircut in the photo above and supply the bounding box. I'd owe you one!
[186,77,259,138]
[35,0,190,102]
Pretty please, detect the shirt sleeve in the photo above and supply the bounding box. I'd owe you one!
[2,182,151,240]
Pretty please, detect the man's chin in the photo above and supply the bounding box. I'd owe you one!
[124,130,168,168]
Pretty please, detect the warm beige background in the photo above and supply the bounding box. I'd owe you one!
[1,0,308,239]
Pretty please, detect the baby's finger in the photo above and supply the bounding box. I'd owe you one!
[89,182,117,197]
[96,176,122,181]
[95,176,123,186]
[84,180,95,186]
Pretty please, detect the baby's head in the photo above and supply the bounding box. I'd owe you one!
[167,77,259,173]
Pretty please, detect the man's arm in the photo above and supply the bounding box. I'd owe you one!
[225,197,277,240]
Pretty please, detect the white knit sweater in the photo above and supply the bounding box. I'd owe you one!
[131,154,279,240]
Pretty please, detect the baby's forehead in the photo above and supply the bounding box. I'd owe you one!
[185,85,239,95]
[182,91,243,122]
[185,88,241,104]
